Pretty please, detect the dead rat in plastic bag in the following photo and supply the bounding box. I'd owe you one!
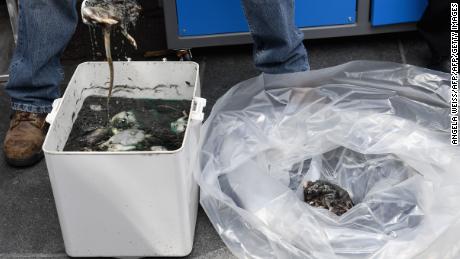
[303,180,354,216]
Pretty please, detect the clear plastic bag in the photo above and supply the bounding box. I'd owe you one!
[196,61,460,259]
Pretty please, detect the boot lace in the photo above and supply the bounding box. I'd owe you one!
[11,112,44,129]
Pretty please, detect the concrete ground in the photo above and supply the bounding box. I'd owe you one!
[0,2,434,259]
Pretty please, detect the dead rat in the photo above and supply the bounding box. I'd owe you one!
[81,0,142,116]
[303,180,354,216]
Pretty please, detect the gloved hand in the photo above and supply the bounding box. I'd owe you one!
[81,0,119,25]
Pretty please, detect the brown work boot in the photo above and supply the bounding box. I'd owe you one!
[3,111,48,167]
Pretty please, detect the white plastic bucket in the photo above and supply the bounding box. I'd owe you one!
[43,61,204,257]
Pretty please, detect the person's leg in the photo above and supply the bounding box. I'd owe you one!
[6,0,78,113]
[4,0,77,167]
[418,0,450,72]
[241,0,309,74]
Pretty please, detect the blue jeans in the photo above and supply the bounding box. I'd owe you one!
[6,0,308,113]
[6,0,77,114]
[241,0,309,74]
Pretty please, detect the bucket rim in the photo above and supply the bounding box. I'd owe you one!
[43,60,201,155]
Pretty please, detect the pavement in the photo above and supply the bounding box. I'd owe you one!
[0,2,434,259]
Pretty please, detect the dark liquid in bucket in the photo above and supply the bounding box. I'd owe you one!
[64,96,191,152]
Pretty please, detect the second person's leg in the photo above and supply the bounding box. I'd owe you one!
[6,0,78,114]
[4,0,78,167]
[241,0,309,74]
[418,0,450,72]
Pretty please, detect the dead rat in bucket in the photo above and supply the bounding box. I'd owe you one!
[303,180,354,216]
[81,0,142,113]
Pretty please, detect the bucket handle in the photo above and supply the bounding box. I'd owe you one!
[190,97,207,122]
[45,98,63,125]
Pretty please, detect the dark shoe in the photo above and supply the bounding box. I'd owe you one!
[429,55,451,73]
[3,111,48,167]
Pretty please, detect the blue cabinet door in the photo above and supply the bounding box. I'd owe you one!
[176,0,357,37]
[371,0,428,26]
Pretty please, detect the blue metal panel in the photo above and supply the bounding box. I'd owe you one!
[295,0,356,28]
[176,0,356,37]
[371,0,428,26]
